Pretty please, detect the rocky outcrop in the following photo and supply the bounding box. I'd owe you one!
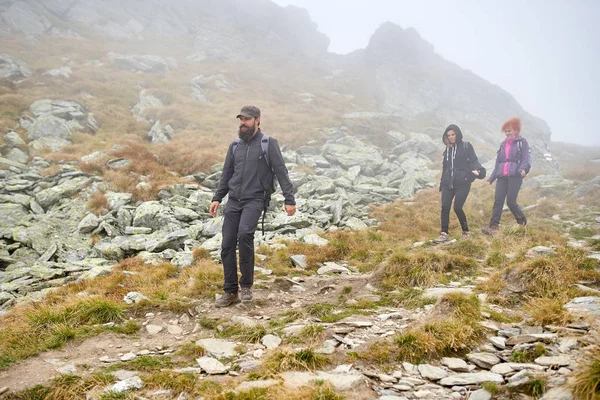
[0,53,32,82]
[21,99,99,151]
[108,52,177,73]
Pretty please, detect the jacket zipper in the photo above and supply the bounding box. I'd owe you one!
[239,143,250,200]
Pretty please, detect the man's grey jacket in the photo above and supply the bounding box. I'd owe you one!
[212,130,296,205]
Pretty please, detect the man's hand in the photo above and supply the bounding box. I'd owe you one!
[285,204,296,216]
[472,170,479,176]
[520,170,526,177]
[209,201,220,217]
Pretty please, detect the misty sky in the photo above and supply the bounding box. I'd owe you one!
[273,0,600,147]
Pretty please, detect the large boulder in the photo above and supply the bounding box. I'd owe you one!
[0,203,30,238]
[132,90,164,122]
[147,120,173,143]
[35,177,90,210]
[108,53,177,72]
[0,53,32,82]
[132,202,176,230]
[322,136,384,171]
[27,115,72,151]
[1,1,52,35]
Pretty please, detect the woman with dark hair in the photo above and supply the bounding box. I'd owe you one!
[433,124,486,243]
[482,117,532,235]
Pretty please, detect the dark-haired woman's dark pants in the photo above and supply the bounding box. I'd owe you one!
[221,198,263,293]
[441,184,471,233]
[489,176,526,226]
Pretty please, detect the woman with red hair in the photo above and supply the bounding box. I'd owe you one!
[482,117,532,235]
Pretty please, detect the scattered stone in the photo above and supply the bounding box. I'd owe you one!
[290,254,307,269]
[231,315,259,327]
[489,336,506,350]
[439,372,504,386]
[120,352,137,362]
[167,325,184,336]
[261,334,282,350]
[564,297,600,317]
[526,246,557,258]
[317,262,350,275]
[106,376,143,393]
[469,389,492,400]
[196,357,228,374]
[111,370,138,381]
[505,333,557,346]
[498,327,521,338]
[441,358,469,372]
[466,353,501,369]
[535,356,572,367]
[145,325,163,335]
[539,387,574,400]
[195,338,238,358]
[123,292,149,304]
[418,364,448,381]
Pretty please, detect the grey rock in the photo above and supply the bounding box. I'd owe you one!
[498,328,520,338]
[94,242,124,260]
[44,66,72,78]
[317,262,350,275]
[564,296,600,317]
[469,389,492,400]
[0,203,30,238]
[505,333,558,346]
[290,254,307,269]
[195,338,237,358]
[125,227,153,235]
[106,376,143,393]
[489,336,506,349]
[145,325,163,335]
[540,387,574,400]
[303,233,328,246]
[3,131,27,147]
[418,364,448,381]
[439,372,504,386]
[147,120,173,143]
[467,353,501,369]
[120,352,137,362]
[526,246,557,258]
[27,115,72,150]
[173,207,199,221]
[535,356,572,367]
[110,53,175,73]
[132,90,164,122]
[123,292,149,304]
[196,357,228,375]
[78,213,100,233]
[35,177,89,210]
[490,363,514,375]
[0,53,32,81]
[441,358,469,372]
[105,192,133,210]
[5,148,29,164]
[1,2,51,35]
[132,202,175,230]
[261,334,282,349]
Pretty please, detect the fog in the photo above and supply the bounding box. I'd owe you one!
[273,0,600,147]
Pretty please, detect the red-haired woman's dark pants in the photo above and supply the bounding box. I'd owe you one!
[489,176,526,226]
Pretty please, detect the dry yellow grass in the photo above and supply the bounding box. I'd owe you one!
[87,191,109,215]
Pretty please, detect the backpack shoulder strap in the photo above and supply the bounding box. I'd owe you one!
[261,134,271,168]
[232,138,241,157]
[463,141,470,163]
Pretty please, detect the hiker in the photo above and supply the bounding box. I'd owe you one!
[482,117,531,235]
[433,124,486,243]
[209,105,296,307]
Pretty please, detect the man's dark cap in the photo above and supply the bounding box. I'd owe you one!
[236,105,261,119]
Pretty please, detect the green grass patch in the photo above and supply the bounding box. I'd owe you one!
[216,324,268,344]
[261,348,329,375]
[376,251,478,289]
[511,344,546,363]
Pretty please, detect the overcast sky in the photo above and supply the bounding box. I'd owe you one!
[273,0,600,147]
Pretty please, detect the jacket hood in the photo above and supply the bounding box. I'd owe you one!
[442,124,464,146]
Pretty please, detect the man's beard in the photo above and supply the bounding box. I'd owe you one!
[238,124,256,141]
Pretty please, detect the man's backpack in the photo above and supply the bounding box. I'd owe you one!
[232,134,277,233]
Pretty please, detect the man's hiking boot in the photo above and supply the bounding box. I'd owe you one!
[481,225,499,236]
[215,292,240,308]
[240,287,253,303]
[432,232,449,243]
[462,231,472,239]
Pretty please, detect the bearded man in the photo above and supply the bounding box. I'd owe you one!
[209,105,296,307]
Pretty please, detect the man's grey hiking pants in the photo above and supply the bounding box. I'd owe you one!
[221,198,263,293]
